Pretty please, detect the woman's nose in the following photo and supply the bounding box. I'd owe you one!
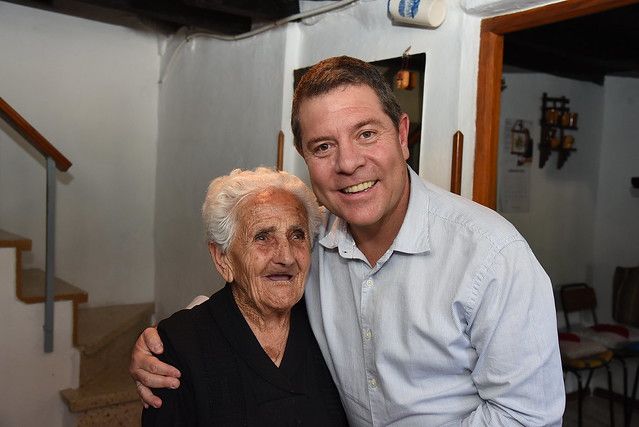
[273,240,294,265]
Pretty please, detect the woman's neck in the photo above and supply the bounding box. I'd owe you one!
[232,287,291,367]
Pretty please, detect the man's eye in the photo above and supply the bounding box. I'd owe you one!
[360,130,375,139]
[254,233,268,241]
[315,143,330,153]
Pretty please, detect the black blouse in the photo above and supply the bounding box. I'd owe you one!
[142,284,348,426]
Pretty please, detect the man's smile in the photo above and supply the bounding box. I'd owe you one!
[341,180,377,194]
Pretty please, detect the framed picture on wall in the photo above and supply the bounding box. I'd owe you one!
[510,120,531,155]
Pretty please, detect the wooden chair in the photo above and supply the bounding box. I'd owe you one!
[560,283,618,426]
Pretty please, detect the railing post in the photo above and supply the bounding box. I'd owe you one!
[44,156,56,353]
[0,98,72,353]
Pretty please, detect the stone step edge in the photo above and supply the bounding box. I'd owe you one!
[60,378,139,413]
[78,303,154,356]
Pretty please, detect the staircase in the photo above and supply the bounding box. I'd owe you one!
[0,229,154,425]
[61,302,154,426]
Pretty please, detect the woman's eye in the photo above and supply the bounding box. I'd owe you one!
[292,230,306,240]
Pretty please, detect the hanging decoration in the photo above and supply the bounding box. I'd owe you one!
[539,93,578,169]
[510,120,533,166]
[395,46,416,90]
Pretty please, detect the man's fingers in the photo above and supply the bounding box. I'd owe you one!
[129,326,182,409]
[130,328,181,382]
[142,327,164,355]
[135,360,181,387]
[136,381,163,409]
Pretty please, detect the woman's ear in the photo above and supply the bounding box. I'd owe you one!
[209,243,234,283]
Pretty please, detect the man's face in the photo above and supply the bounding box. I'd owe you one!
[298,84,410,235]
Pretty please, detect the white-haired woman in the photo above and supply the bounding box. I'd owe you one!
[142,168,347,426]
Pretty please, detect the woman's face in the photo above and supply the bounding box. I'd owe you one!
[212,188,312,316]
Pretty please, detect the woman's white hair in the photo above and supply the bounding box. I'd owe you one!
[202,167,322,252]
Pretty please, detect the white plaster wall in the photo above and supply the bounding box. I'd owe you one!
[284,0,481,195]
[496,72,639,395]
[152,1,486,318]
[154,29,288,320]
[498,72,604,288]
[498,73,639,326]
[593,76,639,323]
[0,248,79,426]
[0,2,159,306]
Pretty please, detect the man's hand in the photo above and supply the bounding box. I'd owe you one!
[129,327,181,408]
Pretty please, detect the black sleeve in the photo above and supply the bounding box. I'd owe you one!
[141,324,196,426]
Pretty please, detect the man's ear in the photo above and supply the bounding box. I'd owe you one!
[209,243,234,283]
[398,113,410,161]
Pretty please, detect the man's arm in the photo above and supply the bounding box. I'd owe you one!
[130,327,182,408]
[141,326,195,425]
[462,240,565,426]
[130,296,209,407]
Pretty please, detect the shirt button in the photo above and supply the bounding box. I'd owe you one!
[364,329,372,340]
[364,278,373,287]
[369,377,378,388]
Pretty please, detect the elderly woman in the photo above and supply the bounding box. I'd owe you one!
[142,167,347,426]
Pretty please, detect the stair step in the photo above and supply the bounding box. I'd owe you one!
[77,303,154,355]
[61,303,154,416]
[18,268,88,345]
[60,370,138,413]
[76,400,142,427]
[0,229,32,250]
[19,268,88,304]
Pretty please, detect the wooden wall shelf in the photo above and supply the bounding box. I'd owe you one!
[539,93,578,169]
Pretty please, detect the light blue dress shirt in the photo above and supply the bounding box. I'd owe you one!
[304,168,565,426]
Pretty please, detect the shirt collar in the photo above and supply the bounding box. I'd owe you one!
[319,166,431,257]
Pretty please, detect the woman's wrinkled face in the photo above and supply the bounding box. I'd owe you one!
[212,188,311,316]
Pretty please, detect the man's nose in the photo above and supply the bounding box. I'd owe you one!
[335,140,365,174]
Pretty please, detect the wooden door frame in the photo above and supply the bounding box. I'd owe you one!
[472,0,639,208]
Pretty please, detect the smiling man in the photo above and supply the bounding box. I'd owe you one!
[295,83,411,266]
[131,56,565,426]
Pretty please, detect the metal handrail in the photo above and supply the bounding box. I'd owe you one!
[0,97,72,352]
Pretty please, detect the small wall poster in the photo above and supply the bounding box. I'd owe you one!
[498,118,532,213]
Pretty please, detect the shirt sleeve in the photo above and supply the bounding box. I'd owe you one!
[461,240,565,426]
[185,295,210,309]
[141,326,196,426]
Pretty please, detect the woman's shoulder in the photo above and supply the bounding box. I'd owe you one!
[157,289,228,343]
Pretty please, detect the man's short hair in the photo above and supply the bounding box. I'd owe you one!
[291,56,402,153]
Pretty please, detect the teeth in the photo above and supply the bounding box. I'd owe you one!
[268,274,292,281]
[343,180,375,194]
